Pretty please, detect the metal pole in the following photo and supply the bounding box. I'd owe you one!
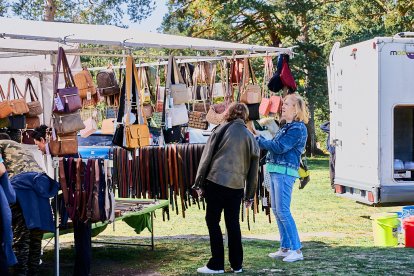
[151,211,154,250]
[53,157,60,276]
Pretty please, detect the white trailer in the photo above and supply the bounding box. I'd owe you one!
[327,33,414,205]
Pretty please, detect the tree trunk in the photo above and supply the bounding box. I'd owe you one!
[44,0,57,21]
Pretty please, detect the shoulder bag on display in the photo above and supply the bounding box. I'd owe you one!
[21,130,35,145]
[53,47,82,113]
[80,111,97,138]
[24,78,43,117]
[97,67,120,96]
[52,111,85,134]
[124,56,150,149]
[8,115,26,130]
[26,116,40,129]
[240,58,262,104]
[188,67,209,130]
[101,118,115,135]
[267,54,284,93]
[74,67,96,99]
[49,132,79,156]
[259,56,274,116]
[280,54,297,92]
[170,57,191,104]
[0,84,13,119]
[7,78,29,115]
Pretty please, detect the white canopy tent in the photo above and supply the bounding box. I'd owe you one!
[0,17,286,52]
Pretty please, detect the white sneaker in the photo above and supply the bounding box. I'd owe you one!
[282,251,304,262]
[268,249,291,258]
[197,266,224,274]
[231,268,243,273]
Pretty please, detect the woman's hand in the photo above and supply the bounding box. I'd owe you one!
[196,188,204,198]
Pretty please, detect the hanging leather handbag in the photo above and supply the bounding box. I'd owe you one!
[247,103,260,120]
[53,47,82,113]
[7,78,30,115]
[269,95,283,114]
[0,85,13,119]
[8,115,26,130]
[143,104,154,118]
[280,54,297,92]
[188,111,208,130]
[96,68,120,96]
[49,132,78,156]
[79,114,97,138]
[125,124,151,148]
[240,59,262,104]
[112,124,125,147]
[52,111,85,134]
[112,75,126,148]
[74,67,96,99]
[168,104,189,126]
[259,56,274,116]
[206,103,228,125]
[21,130,35,145]
[170,58,191,104]
[267,54,284,93]
[163,125,183,143]
[24,78,43,117]
[101,118,115,135]
[26,116,40,129]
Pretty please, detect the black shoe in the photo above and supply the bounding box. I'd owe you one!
[299,175,310,189]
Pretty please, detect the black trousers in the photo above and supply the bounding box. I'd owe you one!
[73,219,91,276]
[205,181,244,271]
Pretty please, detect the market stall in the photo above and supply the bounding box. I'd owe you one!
[0,17,293,275]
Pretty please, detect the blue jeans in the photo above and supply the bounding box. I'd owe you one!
[269,173,302,251]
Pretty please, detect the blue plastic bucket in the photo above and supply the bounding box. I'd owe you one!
[402,206,414,219]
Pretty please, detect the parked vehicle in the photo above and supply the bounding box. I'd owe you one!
[327,32,414,205]
[78,131,113,159]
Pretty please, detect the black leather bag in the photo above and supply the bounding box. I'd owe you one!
[267,55,284,93]
[8,115,26,130]
[163,126,184,144]
[247,103,260,120]
[112,124,125,148]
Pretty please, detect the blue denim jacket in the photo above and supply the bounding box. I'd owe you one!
[256,121,307,170]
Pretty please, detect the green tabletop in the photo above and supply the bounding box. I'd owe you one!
[43,199,169,240]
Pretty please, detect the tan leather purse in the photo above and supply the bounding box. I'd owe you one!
[24,79,43,117]
[240,58,262,104]
[7,78,30,115]
[125,124,150,148]
[101,118,115,134]
[0,85,13,119]
[170,58,191,104]
[74,67,97,99]
[49,132,78,156]
[26,116,40,129]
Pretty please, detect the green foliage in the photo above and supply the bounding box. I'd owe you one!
[8,0,156,25]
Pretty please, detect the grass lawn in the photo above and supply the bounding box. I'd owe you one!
[40,157,414,275]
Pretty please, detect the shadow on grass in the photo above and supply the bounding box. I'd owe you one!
[39,236,414,276]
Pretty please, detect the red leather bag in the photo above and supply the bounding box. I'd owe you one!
[280,56,297,92]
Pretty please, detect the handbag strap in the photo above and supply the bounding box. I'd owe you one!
[54,47,76,93]
[24,78,40,102]
[162,56,173,130]
[7,78,23,100]
[0,84,6,101]
[171,57,185,85]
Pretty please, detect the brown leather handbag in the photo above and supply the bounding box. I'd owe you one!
[0,85,13,119]
[21,130,35,145]
[53,47,82,114]
[24,79,43,117]
[7,78,29,115]
[52,111,85,134]
[74,67,96,99]
[49,132,78,156]
[26,116,40,129]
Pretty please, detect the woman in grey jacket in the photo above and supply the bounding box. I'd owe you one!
[193,103,260,274]
[256,93,308,263]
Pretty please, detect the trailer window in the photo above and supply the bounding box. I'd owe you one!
[394,106,414,181]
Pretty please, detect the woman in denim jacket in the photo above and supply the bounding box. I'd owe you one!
[255,93,308,262]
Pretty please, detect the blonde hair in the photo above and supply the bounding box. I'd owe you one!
[286,93,309,124]
[225,102,249,122]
